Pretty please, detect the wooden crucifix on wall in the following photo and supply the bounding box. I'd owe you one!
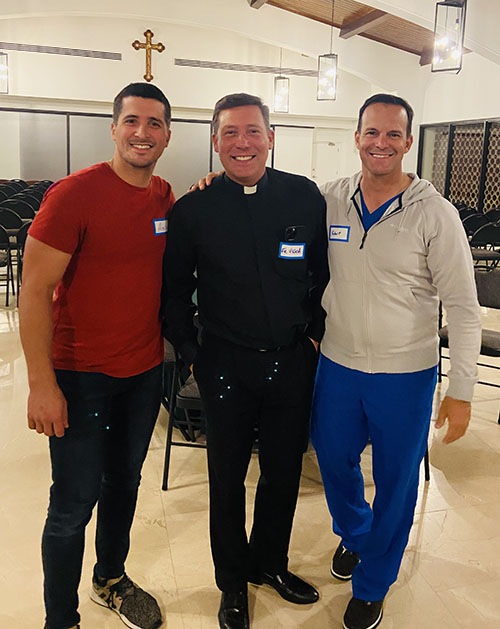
[132,30,165,82]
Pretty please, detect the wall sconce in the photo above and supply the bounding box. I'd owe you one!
[274,48,289,113]
[431,0,467,73]
[317,0,338,100]
[0,52,8,94]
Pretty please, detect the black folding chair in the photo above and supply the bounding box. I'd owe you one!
[0,198,36,220]
[462,213,491,238]
[0,225,15,306]
[484,208,500,223]
[20,190,44,209]
[469,222,500,271]
[161,348,207,491]
[458,207,478,222]
[15,221,32,305]
[0,209,24,261]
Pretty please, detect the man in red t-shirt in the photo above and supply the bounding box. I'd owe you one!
[19,83,175,629]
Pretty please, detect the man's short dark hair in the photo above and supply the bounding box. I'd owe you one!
[113,82,171,126]
[357,93,414,137]
[212,93,270,134]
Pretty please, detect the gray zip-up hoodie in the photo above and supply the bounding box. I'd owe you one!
[320,172,481,402]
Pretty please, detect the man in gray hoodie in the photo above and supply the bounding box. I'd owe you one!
[311,93,481,629]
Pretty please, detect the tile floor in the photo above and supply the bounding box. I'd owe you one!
[1,302,500,628]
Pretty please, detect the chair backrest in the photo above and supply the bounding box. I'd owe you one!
[36,180,54,191]
[469,223,500,247]
[475,269,500,309]
[0,209,24,229]
[14,193,40,210]
[0,198,36,219]
[0,184,18,199]
[24,188,44,204]
[462,213,491,237]
[8,179,27,191]
[459,207,478,221]
[484,208,500,223]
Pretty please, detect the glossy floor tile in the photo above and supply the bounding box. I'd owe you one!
[1,301,500,628]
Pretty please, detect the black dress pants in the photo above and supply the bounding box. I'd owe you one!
[194,332,317,593]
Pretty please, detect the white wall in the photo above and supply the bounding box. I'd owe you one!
[0,111,20,178]
[2,0,499,178]
[0,15,374,119]
[420,53,500,124]
[0,9,423,174]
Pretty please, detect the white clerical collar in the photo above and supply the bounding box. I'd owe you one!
[223,170,268,193]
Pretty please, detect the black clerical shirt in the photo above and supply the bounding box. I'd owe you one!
[162,169,329,364]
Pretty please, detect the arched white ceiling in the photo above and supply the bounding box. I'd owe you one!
[1,0,497,89]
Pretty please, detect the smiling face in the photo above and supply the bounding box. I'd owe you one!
[212,105,274,186]
[111,95,171,181]
[355,102,413,180]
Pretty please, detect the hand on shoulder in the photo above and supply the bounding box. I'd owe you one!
[189,170,223,193]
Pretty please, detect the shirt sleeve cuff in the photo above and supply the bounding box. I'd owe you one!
[445,376,476,402]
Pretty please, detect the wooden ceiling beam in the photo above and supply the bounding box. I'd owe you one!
[340,9,389,39]
[420,46,434,66]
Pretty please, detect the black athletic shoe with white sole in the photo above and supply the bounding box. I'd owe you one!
[343,597,384,629]
[331,541,360,581]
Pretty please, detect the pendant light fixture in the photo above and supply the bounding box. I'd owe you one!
[432,0,467,73]
[317,0,338,100]
[274,48,289,113]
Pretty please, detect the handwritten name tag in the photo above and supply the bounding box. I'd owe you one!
[279,242,305,259]
[329,225,350,242]
[153,219,168,235]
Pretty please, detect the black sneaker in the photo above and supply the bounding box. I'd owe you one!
[331,541,360,581]
[343,597,384,629]
[90,572,162,629]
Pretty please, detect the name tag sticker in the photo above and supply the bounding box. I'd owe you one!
[329,225,350,242]
[153,219,168,235]
[279,242,305,259]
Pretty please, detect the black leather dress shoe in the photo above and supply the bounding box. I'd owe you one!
[218,590,250,629]
[250,571,319,605]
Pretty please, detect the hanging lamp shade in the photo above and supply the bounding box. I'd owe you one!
[431,0,467,73]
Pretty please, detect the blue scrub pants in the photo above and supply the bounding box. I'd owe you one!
[310,355,437,601]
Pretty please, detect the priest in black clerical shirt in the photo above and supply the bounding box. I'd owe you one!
[163,92,328,629]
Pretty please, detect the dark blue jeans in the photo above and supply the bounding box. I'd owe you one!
[42,363,163,629]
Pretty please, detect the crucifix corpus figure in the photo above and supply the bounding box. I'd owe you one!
[132,29,165,82]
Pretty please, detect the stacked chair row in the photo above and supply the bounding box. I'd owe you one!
[0,219,31,307]
[0,179,52,220]
[0,179,51,307]
[454,203,500,271]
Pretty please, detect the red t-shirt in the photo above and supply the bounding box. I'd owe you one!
[29,162,175,377]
